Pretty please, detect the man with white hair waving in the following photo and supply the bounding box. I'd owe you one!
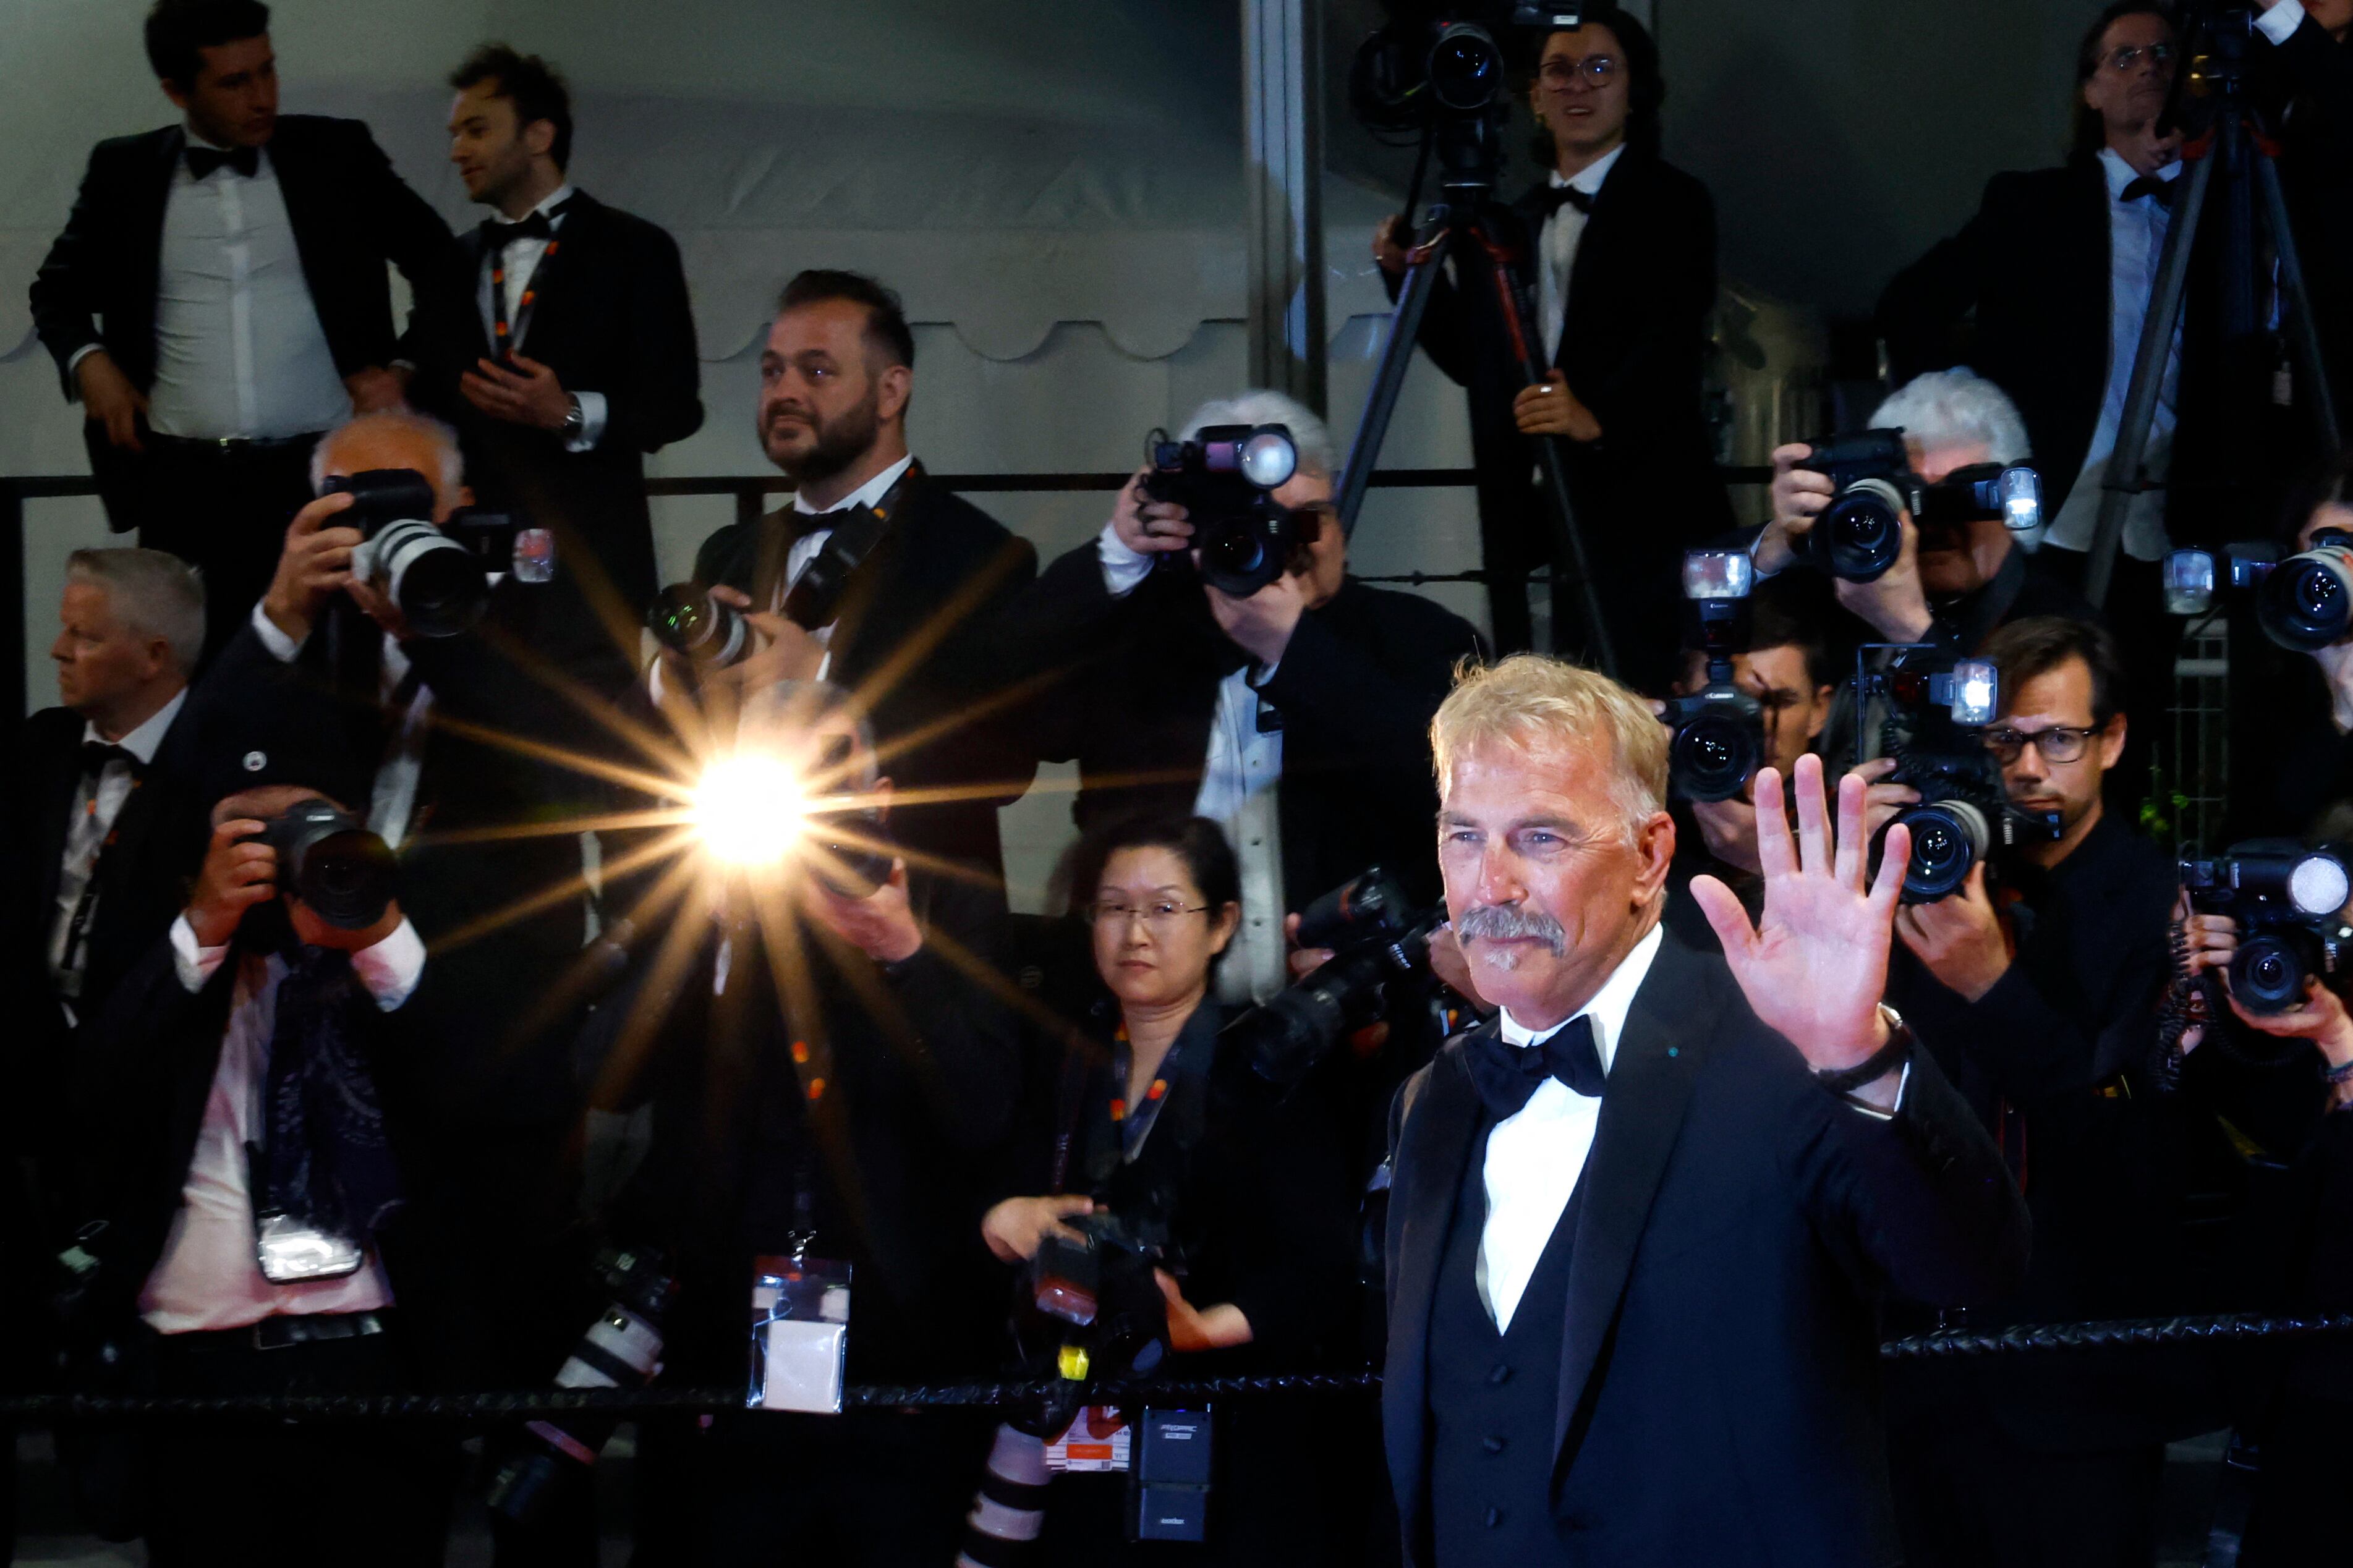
[1380,653,2028,1568]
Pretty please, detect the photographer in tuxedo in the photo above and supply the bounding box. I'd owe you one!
[659,270,1038,894]
[1381,655,2027,1567]
[28,0,451,658]
[1373,6,1729,678]
[407,44,702,676]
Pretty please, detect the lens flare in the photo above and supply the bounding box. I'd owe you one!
[693,754,807,867]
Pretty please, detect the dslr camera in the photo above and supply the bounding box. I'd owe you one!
[1790,430,2041,583]
[2163,528,2353,652]
[1857,647,2059,903]
[1028,1210,1175,1379]
[325,468,553,637]
[260,799,397,931]
[1226,867,1442,1088]
[2179,840,2353,1014]
[1141,423,1303,598]
[1661,551,1764,803]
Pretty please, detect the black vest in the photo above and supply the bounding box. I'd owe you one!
[1426,1117,1585,1568]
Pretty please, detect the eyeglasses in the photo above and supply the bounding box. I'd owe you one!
[1538,56,1621,87]
[2103,41,2175,73]
[1984,724,2101,765]
[1087,901,1211,930]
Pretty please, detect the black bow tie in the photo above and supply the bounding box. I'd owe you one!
[1465,1014,1606,1120]
[484,207,562,248]
[1539,184,1596,219]
[2120,174,2177,209]
[79,741,138,778]
[187,143,260,180]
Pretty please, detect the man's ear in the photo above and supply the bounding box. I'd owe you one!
[1632,810,1676,903]
[2098,711,2129,770]
[872,776,894,824]
[875,363,913,426]
[162,80,192,112]
[524,117,557,164]
[1805,686,1834,742]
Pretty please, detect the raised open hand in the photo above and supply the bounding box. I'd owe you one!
[1690,753,1906,1072]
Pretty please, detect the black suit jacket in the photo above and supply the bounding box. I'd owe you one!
[408,190,702,623]
[1381,932,2029,1566]
[690,467,1040,891]
[1399,152,1731,643]
[29,116,451,507]
[1877,159,2118,521]
[1021,544,1484,908]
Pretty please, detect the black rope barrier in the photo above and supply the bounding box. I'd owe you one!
[5,1312,2346,1424]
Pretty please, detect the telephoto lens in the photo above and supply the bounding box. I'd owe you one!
[2256,530,2353,651]
[259,800,396,931]
[647,583,749,668]
[1793,431,1915,583]
[1668,710,1762,804]
[325,468,492,637]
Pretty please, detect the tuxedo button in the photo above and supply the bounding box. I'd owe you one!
[1487,1363,1512,1385]
[1484,1506,1504,1528]
[1481,1434,1507,1454]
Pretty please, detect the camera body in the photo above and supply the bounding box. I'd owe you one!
[326,468,551,638]
[2164,530,2353,652]
[648,583,750,669]
[1227,867,1440,1088]
[1860,648,2060,903]
[258,799,397,931]
[1792,431,2041,583]
[1662,551,1764,802]
[1028,1210,1173,1378]
[1141,424,1303,599]
[2180,840,2353,1014]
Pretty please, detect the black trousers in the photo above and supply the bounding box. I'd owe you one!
[130,433,323,667]
[145,1316,456,1568]
[1889,1412,2164,1568]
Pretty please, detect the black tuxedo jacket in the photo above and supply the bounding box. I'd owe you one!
[1020,543,1483,908]
[407,190,703,622]
[1400,151,1731,570]
[691,467,1040,891]
[1381,932,2029,1566]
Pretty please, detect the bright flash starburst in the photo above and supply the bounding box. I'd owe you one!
[692,753,807,867]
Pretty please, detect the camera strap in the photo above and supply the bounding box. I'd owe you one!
[1110,1023,1199,1166]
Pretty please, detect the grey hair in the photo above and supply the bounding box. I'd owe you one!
[64,548,206,677]
[1869,368,2030,465]
[1180,389,1338,479]
[308,410,467,498]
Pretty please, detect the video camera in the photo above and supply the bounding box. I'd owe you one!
[1350,4,1596,133]
[323,468,553,638]
[2180,840,2353,1014]
[1028,1210,1174,1380]
[260,799,396,931]
[1790,431,2041,583]
[1661,550,1763,802]
[1141,423,1304,598]
[1857,646,2060,903]
[2163,530,2353,651]
[1226,867,1443,1089]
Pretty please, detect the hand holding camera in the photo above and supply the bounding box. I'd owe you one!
[1892,860,2012,1002]
[981,1194,1097,1265]
[804,854,921,964]
[187,817,281,948]
[185,807,403,952]
[1372,213,1411,278]
[1112,467,1195,556]
[261,491,365,645]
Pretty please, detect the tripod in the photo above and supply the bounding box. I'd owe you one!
[2084,4,2341,606]
[1334,116,1620,677]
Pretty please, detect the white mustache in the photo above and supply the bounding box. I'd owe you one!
[1454,904,1567,956]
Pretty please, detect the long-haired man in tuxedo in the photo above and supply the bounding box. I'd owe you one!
[1374,7,1729,682]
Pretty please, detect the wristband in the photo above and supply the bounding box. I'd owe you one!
[1813,1007,1914,1097]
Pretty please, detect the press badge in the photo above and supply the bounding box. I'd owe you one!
[1044,1405,1131,1473]
[747,1255,851,1413]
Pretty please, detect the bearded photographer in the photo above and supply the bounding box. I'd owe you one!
[603,684,1026,1566]
[653,269,1037,896]
[1865,616,2189,1568]
[959,812,1357,1568]
[61,783,453,1566]
[1369,6,1729,676]
[1018,390,1482,1008]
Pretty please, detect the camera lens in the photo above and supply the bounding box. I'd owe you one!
[1896,800,1989,903]
[1197,517,1287,598]
[291,827,397,930]
[2232,934,2308,1014]
[647,585,748,667]
[1818,489,1902,582]
[1428,22,1502,112]
[2258,550,2353,651]
[1670,714,1759,803]
[368,518,489,638]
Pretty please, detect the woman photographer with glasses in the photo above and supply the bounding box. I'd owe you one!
[961,812,1359,1567]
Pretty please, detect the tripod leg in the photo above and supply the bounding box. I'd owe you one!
[2087,148,2215,608]
[1335,222,1454,536]
[1460,226,1621,680]
[2252,147,2343,446]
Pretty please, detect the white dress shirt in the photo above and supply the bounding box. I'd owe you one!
[139,913,424,1334]
[2041,148,2183,562]
[1096,523,1290,1003]
[474,182,605,452]
[2257,1,2311,49]
[48,690,188,1004]
[1477,922,1660,1331]
[132,136,351,440]
[249,604,432,849]
[1535,143,1628,363]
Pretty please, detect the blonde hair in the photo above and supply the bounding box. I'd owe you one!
[1430,654,1669,841]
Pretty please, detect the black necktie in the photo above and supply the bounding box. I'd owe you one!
[2120,174,2177,209]
[186,144,260,180]
[79,742,137,779]
[1465,1014,1606,1121]
[1539,184,1595,219]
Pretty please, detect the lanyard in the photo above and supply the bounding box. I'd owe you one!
[488,219,564,362]
[1110,1023,1183,1164]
